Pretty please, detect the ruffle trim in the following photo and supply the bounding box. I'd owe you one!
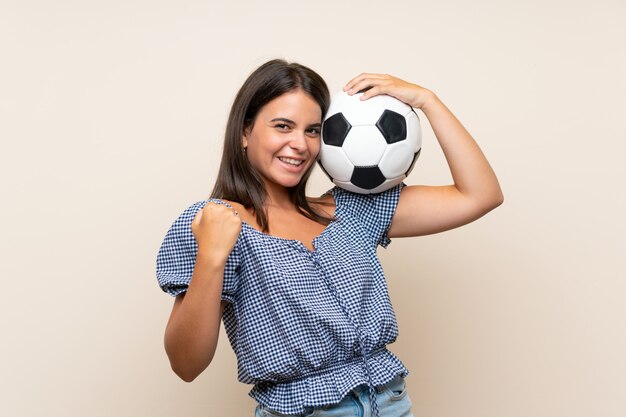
[248,348,409,414]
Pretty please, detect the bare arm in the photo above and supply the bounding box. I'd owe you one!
[163,201,242,382]
[344,74,504,237]
[164,256,228,382]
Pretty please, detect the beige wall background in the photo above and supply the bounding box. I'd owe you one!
[1,0,624,416]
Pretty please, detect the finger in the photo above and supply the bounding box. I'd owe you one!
[343,73,387,92]
[344,74,387,92]
[346,78,381,95]
[343,73,368,90]
[360,86,383,100]
[353,79,392,98]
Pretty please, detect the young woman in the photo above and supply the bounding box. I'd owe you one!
[156,59,503,417]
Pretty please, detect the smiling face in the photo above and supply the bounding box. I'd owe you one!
[242,89,322,200]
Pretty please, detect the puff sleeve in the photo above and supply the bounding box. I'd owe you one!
[333,182,406,248]
[155,200,242,303]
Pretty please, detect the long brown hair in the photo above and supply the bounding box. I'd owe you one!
[210,59,334,233]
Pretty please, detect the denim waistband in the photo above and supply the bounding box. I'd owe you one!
[350,372,404,396]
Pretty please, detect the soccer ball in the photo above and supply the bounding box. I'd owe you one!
[318,91,421,194]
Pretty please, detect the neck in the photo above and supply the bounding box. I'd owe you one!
[263,182,295,211]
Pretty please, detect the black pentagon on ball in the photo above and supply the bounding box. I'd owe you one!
[351,166,386,190]
[376,110,407,144]
[322,113,352,146]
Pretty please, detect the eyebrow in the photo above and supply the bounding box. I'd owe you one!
[270,117,321,127]
[270,117,295,124]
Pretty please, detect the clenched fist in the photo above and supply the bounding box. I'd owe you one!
[191,202,242,266]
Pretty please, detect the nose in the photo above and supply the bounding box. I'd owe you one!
[289,131,307,152]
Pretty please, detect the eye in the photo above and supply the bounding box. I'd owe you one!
[275,124,290,131]
[306,127,321,136]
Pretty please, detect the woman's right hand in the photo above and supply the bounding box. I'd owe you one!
[167,202,240,381]
[191,202,242,265]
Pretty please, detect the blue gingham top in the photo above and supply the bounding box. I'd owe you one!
[156,182,409,415]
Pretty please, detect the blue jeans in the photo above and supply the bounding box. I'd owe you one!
[255,374,414,417]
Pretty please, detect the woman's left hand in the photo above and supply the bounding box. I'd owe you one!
[343,73,434,110]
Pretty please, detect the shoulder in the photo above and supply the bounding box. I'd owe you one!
[212,197,240,210]
[326,183,405,224]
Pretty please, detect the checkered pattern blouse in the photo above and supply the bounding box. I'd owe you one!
[156,182,409,416]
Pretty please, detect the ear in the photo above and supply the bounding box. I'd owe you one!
[242,127,250,149]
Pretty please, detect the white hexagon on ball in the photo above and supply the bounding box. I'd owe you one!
[405,111,422,152]
[318,144,353,182]
[379,141,416,178]
[342,126,387,167]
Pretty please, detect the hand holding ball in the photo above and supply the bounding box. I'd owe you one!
[318,91,422,194]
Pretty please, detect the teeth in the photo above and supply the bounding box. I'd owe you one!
[278,157,303,166]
